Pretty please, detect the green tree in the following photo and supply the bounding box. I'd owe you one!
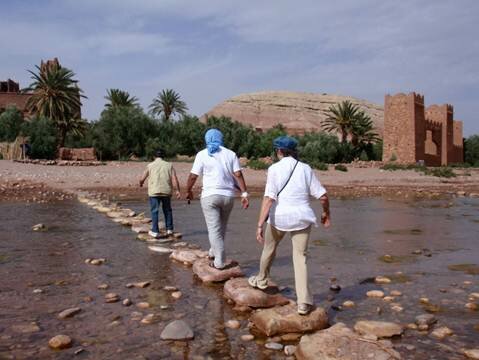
[92,106,158,160]
[149,89,188,121]
[0,106,24,142]
[104,89,139,109]
[24,61,86,149]
[20,116,58,159]
[322,100,361,143]
[350,111,379,148]
[465,135,479,166]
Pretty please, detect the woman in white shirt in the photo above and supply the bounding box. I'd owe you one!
[248,136,331,315]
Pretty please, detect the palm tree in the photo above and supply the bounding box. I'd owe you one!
[104,89,139,109]
[149,89,188,121]
[322,100,361,143]
[24,60,86,148]
[350,111,379,147]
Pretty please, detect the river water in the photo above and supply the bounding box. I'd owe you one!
[0,196,478,359]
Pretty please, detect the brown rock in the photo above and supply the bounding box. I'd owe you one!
[225,319,241,329]
[296,323,401,360]
[224,277,290,308]
[202,91,384,136]
[11,323,40,333]
[169,249,208,265]
[48,335,72,350]
[192,258,243,283]
[104,293,120,303]
[58,307,81,319]
[250,304,328,336]
[431,326,453,340]
[354,321,403,338]
[131,224,150,233]
[137,302,150,309]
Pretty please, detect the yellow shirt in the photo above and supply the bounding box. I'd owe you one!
[147,158,173,196]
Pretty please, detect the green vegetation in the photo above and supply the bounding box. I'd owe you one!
[465,135,479,166]
[105,89,139,109]
[381,162,456,178]
[21,117,58,159]
[149,89,188,122]
[334,164,348,172]
[247,159,269,170]
[24,61,87,148]
[0,106,24,142]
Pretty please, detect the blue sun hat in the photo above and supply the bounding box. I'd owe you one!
[273,136,298,151]
[205,128,224,156]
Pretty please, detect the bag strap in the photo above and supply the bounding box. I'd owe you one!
[277,160,299,197]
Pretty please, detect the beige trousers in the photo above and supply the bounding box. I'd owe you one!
[257,224,312,305]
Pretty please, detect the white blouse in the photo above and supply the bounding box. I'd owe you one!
[265,157,327,232]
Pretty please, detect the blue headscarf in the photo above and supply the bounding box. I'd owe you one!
[205,128,224,156]
[273,136,298,151]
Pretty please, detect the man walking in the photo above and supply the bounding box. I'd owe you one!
[139,149,181,238]
[186,129,249,270]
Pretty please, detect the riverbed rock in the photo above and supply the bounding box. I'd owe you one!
[390,290,402,296]
[463,349,479,359]
[97,283,109,290]
[141,314,156,324]
[137,302,150,309]
[225,319,241,329]
[192,258,243,283]
[367,290,385,298]
[32,223,46,231]
[171,291,182,299]
[148,245,173,254]
[415,314,437,329]
[466,302,479,311]
[160,320,194,340]
[354,321,403,338]
[342,300,355,308]
[163,285,178,291]
[170,249,209,265]
[126,281,150,289]
[431,326,453,340]
[250,304,328,336]
[265,342,283,351]
[131,224,150,233]
[48,335,72,350]
[11,323,40,333]
[104,293,120,303]
[122,299,132,306]
[295,323,401,360]
[224,277,290,308]
[58,307,81,319]
[241,334,254,341]
[375,276,392,284]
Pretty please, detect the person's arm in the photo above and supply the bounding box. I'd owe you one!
[171,167,181,199]
[139,169,149,187]
[319,194,331,227]
[186,173,198,201]
[256,196,274,244]
[233,170,249,209]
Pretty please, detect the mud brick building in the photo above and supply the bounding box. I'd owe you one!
[0,79,32,116]
[383,92,464,166]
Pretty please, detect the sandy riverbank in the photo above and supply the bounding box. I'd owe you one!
[1,160,479,202]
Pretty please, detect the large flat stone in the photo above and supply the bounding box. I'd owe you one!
[160,320,194,340]
[224,277,290,308]
[296,323,401,360]
[192,258,243,283]
[354,321,403,338]
[131,224,150,233]
[170,249,208,265]
[250,303,328,336]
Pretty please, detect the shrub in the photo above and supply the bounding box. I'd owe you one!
[247,159,269,170]
[0,106,24,142]
[310,161,328,171]
[465,135,479,167]
[299,132,342,164]
[424,166,456,178]
[334,164,348,172]
[20,117,58,159]
[359,150,369,161]
[371,140,383,161]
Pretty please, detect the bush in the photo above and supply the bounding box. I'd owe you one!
[299,132,342,164]
[381,162,456,178]
[424,166,456,178]
[465,135,479,166]
[371,140,383,161]
[359,150,369,161]
[20,117,58,159]
[64,121,94,148]
[92,107,158,160]
[0,106,24,142]
[310,161,328,171]
[247,159,269,170]
[334,164,348,172]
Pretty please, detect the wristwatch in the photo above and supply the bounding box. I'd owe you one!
[241,192,249,198]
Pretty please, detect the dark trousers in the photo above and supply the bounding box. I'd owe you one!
[149,196,173,232]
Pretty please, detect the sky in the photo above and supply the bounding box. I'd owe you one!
[1,0,478,135]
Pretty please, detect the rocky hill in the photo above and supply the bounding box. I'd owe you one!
[202,91,384,137]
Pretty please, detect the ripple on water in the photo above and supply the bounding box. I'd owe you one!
[447,263,479,275]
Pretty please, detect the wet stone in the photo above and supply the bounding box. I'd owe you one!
[160,320,194,340]
[32,223,46,231]
[284,345,297,356]
[375,276,392,284]
[192,258,243,283]
[163,286,178,291]
[354,320,403,338]
[122,299,132,306]
[463,349,479,359]
[241,334,254,341]
[265,342,283,351]
[171,291,182,299]
[97,284,109,290]
[148,245,173,254]
[141,314,156,324]
[224,277,289,308]
[104,293,120,303]
[169,249,208,265]
[342,300,355,308]
[137,302,150,309]
[131,312,143,321]
[58,307,81,319]
[415,314,437,327]
[329,284,341,292]
[11,323,40,334]
[225,320,241,329]
[366,290,385,298]
[431,326,454,340]
[48,335,72,350]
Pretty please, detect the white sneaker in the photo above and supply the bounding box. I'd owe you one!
[148,231,160,238]
[248,275,269,290]
[166,230,173,235]
[297,303,313,315]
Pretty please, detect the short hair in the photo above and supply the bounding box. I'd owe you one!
[277,147,298,159]
[155,149,165,158]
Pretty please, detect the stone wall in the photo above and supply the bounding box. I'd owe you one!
[58,147,96,161]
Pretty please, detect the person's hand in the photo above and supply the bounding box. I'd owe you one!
[321,212,331,228]
[139,180,144,188]
[256,225,264,244]
[175,190,181,200]
[186,190,194,202]
[241,196,249,209]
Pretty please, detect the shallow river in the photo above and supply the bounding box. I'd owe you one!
[0,196,478,359]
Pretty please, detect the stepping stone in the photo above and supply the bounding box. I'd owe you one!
[224,277,290,308]
[296,323,401,360]
[170,249,208,265]
[95,206,112,213]
[106,211,124,218]
[192,258,243,283]
[353,321,404,338]
[58,307,81,319]
[132,224,150,233]
[148,246,173,254]
[250,303,328,336]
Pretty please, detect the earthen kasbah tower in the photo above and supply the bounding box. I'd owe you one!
[383,92,464,166]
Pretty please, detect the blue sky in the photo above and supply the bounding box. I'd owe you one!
[1,0,478,135]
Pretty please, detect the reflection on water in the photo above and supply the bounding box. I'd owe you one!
[0,196,478,359]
